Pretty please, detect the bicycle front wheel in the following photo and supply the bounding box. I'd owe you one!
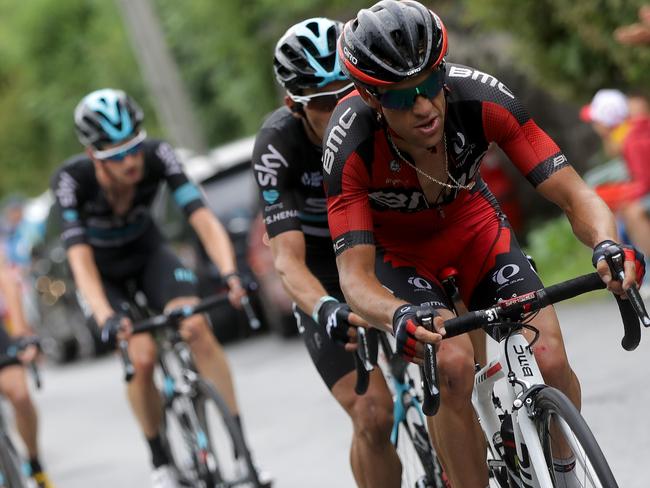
[194,378,265,488]
[533,387,617,488]
[0,435,27,488]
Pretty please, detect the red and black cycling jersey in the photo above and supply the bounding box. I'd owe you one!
[50,139,205,252]
[253,107,339,288]
[323,63,570,256]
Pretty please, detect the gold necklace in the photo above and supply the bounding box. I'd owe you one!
[387,131,474,191]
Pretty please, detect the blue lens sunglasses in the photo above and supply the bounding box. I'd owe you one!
[92,130,147,162]
[375,67,446,110]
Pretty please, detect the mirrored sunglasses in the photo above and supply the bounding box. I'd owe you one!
[376,68,446,110]
[92,130,147,162]
[289,83,355,112]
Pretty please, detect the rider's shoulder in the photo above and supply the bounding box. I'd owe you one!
[256,107,303,146]
[52,153,94,182]
[323,92,377,175]
[445,62,518,104]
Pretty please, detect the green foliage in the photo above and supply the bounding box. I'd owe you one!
[460,0,650,98]
[0,0,157,196]
[153,0,367,145]
[524,216,593,286]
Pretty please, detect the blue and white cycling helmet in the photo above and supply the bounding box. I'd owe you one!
[74,88,144,148]
[273,17,347,92]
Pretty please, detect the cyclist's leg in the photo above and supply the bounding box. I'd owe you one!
[102,280,164,440]
[0,324,49,482]
[294,304,400,488]
[465,220,581,461]
[375,255,488,488]
[466,221,581,405]
[139,245,240,415]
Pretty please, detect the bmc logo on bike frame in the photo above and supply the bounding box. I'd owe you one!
[323,108,357,174]
[448,66,515,100]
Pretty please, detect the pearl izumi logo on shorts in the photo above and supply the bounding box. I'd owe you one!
[492,264,520,286]
[408,276,433,290]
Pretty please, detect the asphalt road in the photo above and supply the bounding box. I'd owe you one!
[23,296,650,487]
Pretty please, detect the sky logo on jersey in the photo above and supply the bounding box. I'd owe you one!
[255,144,289,187]
[263,189,280,204]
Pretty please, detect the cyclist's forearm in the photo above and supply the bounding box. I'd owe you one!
[0,265,31,334]
[67,245,113,324]
[189,208,238,276]
[538,168,618,247]
[273,253,329,317]
[337,247,403,333]
[564,192,618,248]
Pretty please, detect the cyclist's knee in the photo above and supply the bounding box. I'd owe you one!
[130,348,157,378]
[350,394,393,445]
[437,341,475,400]
[534,338,570,384]
[4,380,32,411]
[181,314,213,345]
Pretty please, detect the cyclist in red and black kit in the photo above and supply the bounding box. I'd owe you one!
[253,18,402,487]
[323,2,645,487]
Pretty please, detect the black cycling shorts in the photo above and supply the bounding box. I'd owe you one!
[102,244,199,316]
[293,303,356,391]
[375,221,543,311]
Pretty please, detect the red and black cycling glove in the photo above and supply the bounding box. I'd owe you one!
[392,304,423,362]
[592,240,646,285]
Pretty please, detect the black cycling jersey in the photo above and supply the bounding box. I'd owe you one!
[50,139,205,276]
[252,107,339,289]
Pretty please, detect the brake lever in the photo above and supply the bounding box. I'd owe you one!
[605,248,650,327]
[419,315,440,416]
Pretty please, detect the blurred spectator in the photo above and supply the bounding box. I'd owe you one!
[582,89,650,258]
[614,5,650,45]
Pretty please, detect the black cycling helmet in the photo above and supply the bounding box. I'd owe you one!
[74,88,144,148]
[273,17,347,92]
[338,0,448,88]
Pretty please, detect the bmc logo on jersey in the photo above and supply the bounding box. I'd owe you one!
[492,264,520,286]
[323,108,357,174]
[255,144,289,187]
[369,190,428,212]
[448,66,515,100]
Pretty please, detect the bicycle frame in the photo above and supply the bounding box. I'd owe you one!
[473,329,554,487]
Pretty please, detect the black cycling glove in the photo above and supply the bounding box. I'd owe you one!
[592,240,646,284]
[317,299,354,346]
[392,304,427,362]
[101,314,125,345]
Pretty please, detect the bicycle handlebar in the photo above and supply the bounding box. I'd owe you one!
[120,293,258,382]
[0,337,42,389]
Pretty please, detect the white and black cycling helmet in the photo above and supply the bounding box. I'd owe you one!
[273,17,347,92]
[74,88,144,148]
[338,0,448,90]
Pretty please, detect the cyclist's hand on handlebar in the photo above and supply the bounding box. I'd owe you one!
[224,272,246,309]
[318,300,368,351]
[101,314,132,344]
[592,240,646,294]
[392,304,443,363]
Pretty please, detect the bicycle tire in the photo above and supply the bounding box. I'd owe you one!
[395,415,448,488]
[533,387,618,488]
[0,435,27,488]
[195,378,267,488]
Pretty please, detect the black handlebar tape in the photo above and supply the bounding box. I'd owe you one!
[240,295,261,330]
[354,328,379,395]
[615,294,641,351]
[443,311,489,338]
[354,354,370,395]
[540,273,605,306]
